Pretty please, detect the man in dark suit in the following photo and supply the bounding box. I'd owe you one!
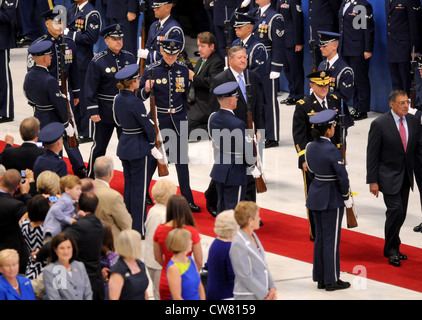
[385,0,422,94]
[1,117,45,171]
[366,90,422,267]
[187,31,224,135]
[205,46,262,215]
[208,82,260,214]
[339,0,374,120]
[0,169,31,274]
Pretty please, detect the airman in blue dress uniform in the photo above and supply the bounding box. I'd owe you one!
[113,64,161,236]
[33,122,69,179]
[84,24,136,178]
[139,39,201,212]
[237,0,285,148]
[305,109,351,291]
[26,31,87,179]
[277,0,305,105]
[66,0,102,141]
[138,0,185,64]
[208,81,259,214]
[0,0,18,122]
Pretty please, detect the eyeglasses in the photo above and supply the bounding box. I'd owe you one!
[394,99,410,106]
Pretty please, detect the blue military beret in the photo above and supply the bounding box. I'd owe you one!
[151,0,174,8]
[233,13,256,28]
[115,64,140,82]
[213,81,239,97]
[41,9,65,21]
[160,39,183,54]
[100,24,124,38]
[38,122,65,145]
[318,31,341,46]
[28,40,53,56]
[309,109,336,126]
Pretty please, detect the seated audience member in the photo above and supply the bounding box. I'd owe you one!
[205,209,238,300]
[0,249,36,300]
[43,233,93,300]
[108,229,149,300]
[43,175,82,239]
[93,156,132,246]
[144,179,177,300]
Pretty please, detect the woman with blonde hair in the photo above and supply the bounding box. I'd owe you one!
[229,201,277,300]
[0,249,36,300]
[108,229,149,300]
[166,228,205,300]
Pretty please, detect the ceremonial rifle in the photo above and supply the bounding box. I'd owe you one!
[224,6,231,68]
[59,17,79,149]
[138,0,147,75]
[148,69,169,177]
[309,26,317,73]
[410,46,417,110]
[339,101,357,228]
[245,70,267,193]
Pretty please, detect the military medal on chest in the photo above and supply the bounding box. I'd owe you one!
[175,77,185,92]
[258,22,268,38]
[75,18,84,30]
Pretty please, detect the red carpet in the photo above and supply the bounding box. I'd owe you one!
[2,140,421,293]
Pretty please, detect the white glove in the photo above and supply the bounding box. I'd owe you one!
[408,106,417,115]
[250,165,261,178]
[65,124,75,137]
[63,28,69,35]
[241,0,251,7]
[151,147,163,160]
[269,71,280,79]
[344,198,353,209]
[138,48,149,59]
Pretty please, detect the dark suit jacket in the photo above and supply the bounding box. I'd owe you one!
[189,51,224,123]
[0,192,28,273]
[1,142,45,171]
[366,111,422,194]
[210,68,262,130]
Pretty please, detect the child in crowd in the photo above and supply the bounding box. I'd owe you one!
[43,175,82,240]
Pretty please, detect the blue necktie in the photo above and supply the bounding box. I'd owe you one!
[238,74,247,102]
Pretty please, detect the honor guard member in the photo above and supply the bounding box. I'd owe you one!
[138,0,185,64]
[277,0,305,105]
[33,122,69,180]
[208,81,260,214]
[308,0,342,66]
[317,31,355,129]
[305,109,351,291]
[29,9,81,112]
[139,39,201,213]
[65,0,101,142]
[85,24,136,178]
[339,0,374,121]
[237,0,285,149]
[232,12,268,84]
[25,41,87,179]
[212,0,243,59]
[292,70,343,240]
[385,0,422,94]
[0,0,18,122]
[102,0,139,57]
[113,64,161,236]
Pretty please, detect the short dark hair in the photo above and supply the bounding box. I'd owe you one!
[20,117,40,141]
[197,31,217,46]
[49,233,78,263]
[78,191,98,213]
[27,194,50,222]
[388,90,407,103]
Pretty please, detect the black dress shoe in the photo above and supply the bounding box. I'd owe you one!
[207,205,217,217]
[78,136,93,144]
[317,281,326,289]
[398,252,407,260]
[350,108,357,116]
[17,36,33,48]
[352,111,367,120]
[413,222,422,232]
[280,97,296,105]
[388,255,401,267]
[74,167,88,179]
[265,140,279,149]
[189,202,201,212]
[0,116,13,123]
[325,279,351,291]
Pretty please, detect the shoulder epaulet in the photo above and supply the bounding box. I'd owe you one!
[298,99,305,105]
[331,94,338,100]
[121,49,135,57]
[175,60,188,68]
[148,60,162,69]
[93,50,108,62]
